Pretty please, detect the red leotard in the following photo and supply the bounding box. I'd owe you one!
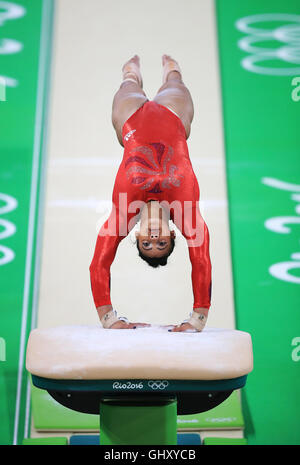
[89,101,212,310]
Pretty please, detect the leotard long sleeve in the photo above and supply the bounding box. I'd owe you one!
[89,101,212,310]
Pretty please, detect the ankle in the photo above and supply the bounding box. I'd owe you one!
[122,72,140,84]
[166,70,182,82]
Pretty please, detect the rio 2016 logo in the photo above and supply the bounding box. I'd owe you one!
[235,13,300,76]
[291,337,300,362]
[112,381,144,390]
[112,380,170,390]
[0,2,23,260]
[291,76,300,101]
[0,337,5,362]
[262,177,300,285]
[292,337,300,362]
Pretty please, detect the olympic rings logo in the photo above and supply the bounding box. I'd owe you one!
[235,13,300,75]
[0,193,17,265]
[147,380,169,390]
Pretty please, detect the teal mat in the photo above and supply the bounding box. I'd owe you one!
[68,433,201,445]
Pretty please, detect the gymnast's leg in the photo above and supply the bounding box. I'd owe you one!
[153,55,194,139]
[112,55,148,146]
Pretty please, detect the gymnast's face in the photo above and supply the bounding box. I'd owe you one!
[135,228,175,258]
[135,201,175,258]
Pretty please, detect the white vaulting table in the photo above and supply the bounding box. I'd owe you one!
[26,326,253,380]
[26,325,253,445]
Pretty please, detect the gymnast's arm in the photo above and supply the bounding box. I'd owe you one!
[89,208,150,329]
[89,211,120,308]
[89,208,134,328]
[171,200,212,331]
[185,216,212,313]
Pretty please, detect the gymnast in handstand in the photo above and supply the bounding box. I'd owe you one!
[89,55,212,332]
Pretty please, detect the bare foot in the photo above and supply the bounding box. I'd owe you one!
[162,54,182,83]
[123,54,140,69]
[162,54,176,66]
[122,55,143,87]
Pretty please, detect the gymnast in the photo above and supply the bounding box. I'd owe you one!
[89,55,212,332]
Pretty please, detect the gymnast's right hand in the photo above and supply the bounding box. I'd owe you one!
[97,305,150,329]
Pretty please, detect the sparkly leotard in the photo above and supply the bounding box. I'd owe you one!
[89,101,212,310]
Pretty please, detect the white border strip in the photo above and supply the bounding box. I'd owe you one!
[13,0,53,445]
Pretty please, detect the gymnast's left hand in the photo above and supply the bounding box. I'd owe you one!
[170,308,209,332]
[110,320,151,330]
[170,322,197,332]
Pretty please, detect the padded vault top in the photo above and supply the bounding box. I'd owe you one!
[26,325,253,381]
